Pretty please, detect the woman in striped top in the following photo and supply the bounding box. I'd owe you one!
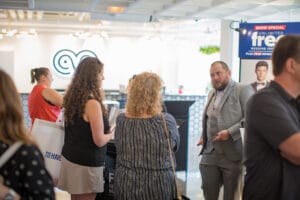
[114,72,180,200]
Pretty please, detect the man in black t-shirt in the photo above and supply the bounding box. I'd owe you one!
[243,35,300,200]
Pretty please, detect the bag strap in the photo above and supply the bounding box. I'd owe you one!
[161,113,176,174]
[0,142,23,168]
[161,113,179,199]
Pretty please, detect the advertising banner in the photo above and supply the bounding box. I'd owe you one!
[239,22,300,59]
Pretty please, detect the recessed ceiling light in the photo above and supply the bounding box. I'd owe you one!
[107,6,124,13]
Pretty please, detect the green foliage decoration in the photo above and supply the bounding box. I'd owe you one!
[199,46,220,55]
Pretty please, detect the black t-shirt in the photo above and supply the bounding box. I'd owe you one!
[243,81,300,200]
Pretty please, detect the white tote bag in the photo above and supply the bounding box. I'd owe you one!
[31,119,64,181]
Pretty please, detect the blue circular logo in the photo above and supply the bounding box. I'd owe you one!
[52,49,97,77]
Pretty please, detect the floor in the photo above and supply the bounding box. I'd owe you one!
[55,171,205,200]
[177,171,204,200]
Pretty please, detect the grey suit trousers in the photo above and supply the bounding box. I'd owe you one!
[200,154,243,200]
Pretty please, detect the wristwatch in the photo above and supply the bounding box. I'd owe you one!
[3,189,16,200]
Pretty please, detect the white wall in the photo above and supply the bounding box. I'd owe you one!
[0,29,220,94]
[220,20,241,82]
[0,51,14,77]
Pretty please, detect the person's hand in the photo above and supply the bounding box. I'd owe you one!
[213,130,230,142]
[110,124,116,133]
[197,138,204,146]
[0,183,20,200]
[104,131,114,140]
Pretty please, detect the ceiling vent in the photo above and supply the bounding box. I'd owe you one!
[0,0,33,10]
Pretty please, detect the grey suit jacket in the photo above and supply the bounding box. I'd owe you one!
[200,80,253,161]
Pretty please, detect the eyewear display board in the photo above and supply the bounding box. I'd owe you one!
[239,22,300,59]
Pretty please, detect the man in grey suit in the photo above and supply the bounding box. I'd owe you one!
[197,61,252,200]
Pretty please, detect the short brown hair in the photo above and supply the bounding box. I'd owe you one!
[272,35,300,76]
[211,61,230,71]
[255,61,268,70]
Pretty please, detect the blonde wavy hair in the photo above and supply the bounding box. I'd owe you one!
[126,72,163,117]
[63,57,107,124]
[0,70,34,145]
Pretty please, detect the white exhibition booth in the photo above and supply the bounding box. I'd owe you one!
[0,19,222,95]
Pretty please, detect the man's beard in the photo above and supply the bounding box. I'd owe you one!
[216,85,226,91]
[214,81,228,91]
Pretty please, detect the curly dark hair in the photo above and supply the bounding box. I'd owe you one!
[63,57,107,124]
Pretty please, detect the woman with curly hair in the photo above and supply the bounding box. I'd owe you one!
[58,57,113,200]
[114,72,180,200]
[0,69,55,199]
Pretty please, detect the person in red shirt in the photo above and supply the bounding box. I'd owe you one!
[28,67,63,126]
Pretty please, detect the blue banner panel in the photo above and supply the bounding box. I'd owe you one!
[239,22,300,59]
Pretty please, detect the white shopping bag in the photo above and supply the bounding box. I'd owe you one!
[31,119,64,181]
[55,108,65,127]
